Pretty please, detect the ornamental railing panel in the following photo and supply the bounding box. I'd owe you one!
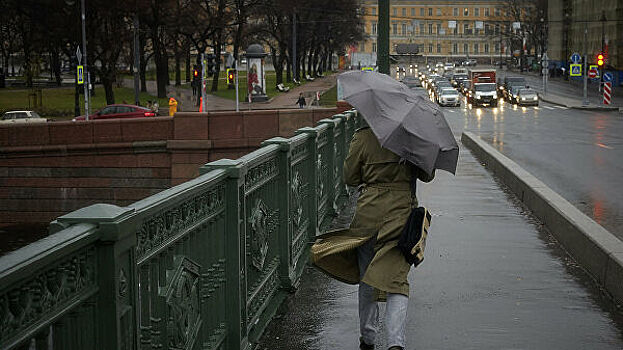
[0,110,359,350]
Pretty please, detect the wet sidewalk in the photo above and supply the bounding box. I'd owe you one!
[257,140,623,349]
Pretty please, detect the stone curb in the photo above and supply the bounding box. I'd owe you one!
[538,93,620,111]
[461,131,623,304]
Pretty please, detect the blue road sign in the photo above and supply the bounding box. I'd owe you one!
[570,53,581,64]
[77,65,84,85]
[603,72,613,82]
[570,64,582,77]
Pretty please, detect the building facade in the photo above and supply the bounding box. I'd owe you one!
[548,0,622,72]
[358,0,524,64]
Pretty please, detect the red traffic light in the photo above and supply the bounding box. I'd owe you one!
[228,73,234,80]
[597,53,605,67]
[193,69,198,77]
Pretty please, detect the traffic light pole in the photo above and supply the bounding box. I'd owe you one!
[377,0,389,75]
[582,21,589,106]
[235,60,239,112]
[80,0,90,119]
[201,53,207,112]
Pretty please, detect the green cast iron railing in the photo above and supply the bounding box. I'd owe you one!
[0,110,359,350]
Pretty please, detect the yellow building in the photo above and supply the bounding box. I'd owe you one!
[359,0,517,63]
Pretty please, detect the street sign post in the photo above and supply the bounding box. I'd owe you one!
[77,66,84,84]
[570,64,582,77]
[570,52,581,64]
[604,82,612,105]
[542,52,549,95]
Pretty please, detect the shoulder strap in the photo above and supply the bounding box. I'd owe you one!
[409,163,417,205]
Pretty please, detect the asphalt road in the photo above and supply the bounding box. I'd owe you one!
[417,87,623,241]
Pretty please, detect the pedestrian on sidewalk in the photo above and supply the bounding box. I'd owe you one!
[312,118,435,350]
[296,93,306,108]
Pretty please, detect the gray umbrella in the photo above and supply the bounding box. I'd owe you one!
[339,70,458,175]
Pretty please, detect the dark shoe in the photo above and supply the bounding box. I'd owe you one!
[359,338,374,350]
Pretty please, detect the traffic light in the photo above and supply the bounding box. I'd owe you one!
[597,53,605,67]
[226,68,236,85]
[206,54,216,76]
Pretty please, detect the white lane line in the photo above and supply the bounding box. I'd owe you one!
[554,106,568,110]
[596,143,614,150]
[543,106,555,110]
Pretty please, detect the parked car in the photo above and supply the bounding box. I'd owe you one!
[1,110,48,124]
[437,88,461,107]
[515,88,539,106]
[73,104,157,121]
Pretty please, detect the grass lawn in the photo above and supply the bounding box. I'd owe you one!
[319,85,337,106]
[0,87,168,120]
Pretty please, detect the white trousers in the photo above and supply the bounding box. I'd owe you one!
[357,238,409,349]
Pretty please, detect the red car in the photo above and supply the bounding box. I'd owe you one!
[73,104,156,121]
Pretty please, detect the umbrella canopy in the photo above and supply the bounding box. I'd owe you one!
[339,70,459,175]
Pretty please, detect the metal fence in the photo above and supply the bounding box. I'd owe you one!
[0,110,359,350]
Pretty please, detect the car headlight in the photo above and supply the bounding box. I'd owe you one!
[533,96,538,101]
[521,97,526,100]
[493,93,497,99]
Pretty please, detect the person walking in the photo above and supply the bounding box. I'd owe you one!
[312,120,434,350]
[312,71,459,350]
[296,93,306,108]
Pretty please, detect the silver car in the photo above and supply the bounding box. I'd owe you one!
[1,111,48,124]
[438,88,461,107]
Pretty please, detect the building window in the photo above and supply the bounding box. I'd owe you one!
[402,8,406,16]
[428,23,433,34]
[428,8,433,16]
[495,8,500,16]
[464,23,469,33]
[393,8,397,16]
[372,22,377,35]
[420,8,424,16]
[464,43,469,53]
[411,8,415,16]
[453,8,458,16]
[419,23,424,33]
[392,23,398,34]
[372,8,376,15]
[402,23,407,35]
[453,43,458,53]
[495,43,499,52]
[436,23,441,33]
[495,24,500,34]
[485,8,490,17]
[372,42,377,53]
[474,43,479,53]
[464,7,469,16]
[429,44,433,53]
[475,8,479,17]
[484,43,489,53]
[437,44,441,53]
[437,8,442,16]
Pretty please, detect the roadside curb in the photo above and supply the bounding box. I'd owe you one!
[462,131,623,305]
[538,93,620,111]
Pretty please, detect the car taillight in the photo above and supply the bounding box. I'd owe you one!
[144,112,155,117]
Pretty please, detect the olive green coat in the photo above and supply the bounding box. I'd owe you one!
[311,127,434,297]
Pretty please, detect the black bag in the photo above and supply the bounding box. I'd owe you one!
[397,165,432,267]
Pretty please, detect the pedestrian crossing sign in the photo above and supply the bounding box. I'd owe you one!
[77,65,84,84]
[570,64,582,77]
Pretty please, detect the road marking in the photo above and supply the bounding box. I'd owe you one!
[554,106,568,110]
[596,143,614,150]
[543,106,555,110]
[446,110,456,113]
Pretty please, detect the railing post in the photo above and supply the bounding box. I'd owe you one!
[260,137,298,290]
[318,118,339,216]
[331,114,349,205]
[52,204,138,350]
[200,159,250,350]
[296,127,319,239]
